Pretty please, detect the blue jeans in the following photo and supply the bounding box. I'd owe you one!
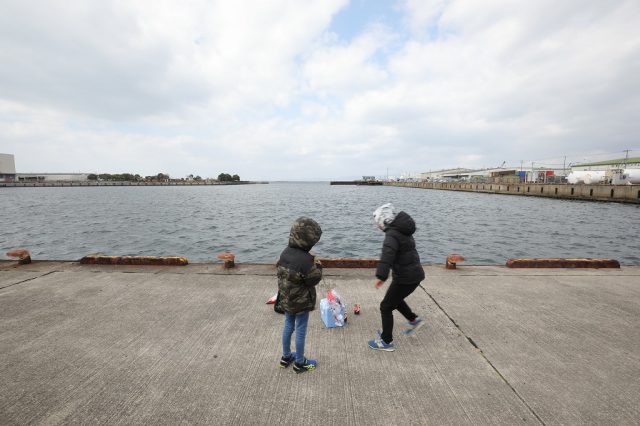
[282,311,309,365]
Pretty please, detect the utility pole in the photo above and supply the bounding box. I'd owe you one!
[520,160,523,182]
[531,162,534,183]
[563,156,566,177]
[623,149,630,168]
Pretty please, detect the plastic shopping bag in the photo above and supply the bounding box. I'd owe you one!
[320,288,346,328]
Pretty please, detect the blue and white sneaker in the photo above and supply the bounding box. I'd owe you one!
[368,338,395,351]
[279,352,297,368]
[404,317,425,335]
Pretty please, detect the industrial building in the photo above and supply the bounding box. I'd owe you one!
[1,154,91,182]
[420,168,473,181]
[16,173,90,182]
[0,154,16,182]
[571,157,640,171]
[568,157,640,184]
[420,166,568,184]
[419,155,640,185]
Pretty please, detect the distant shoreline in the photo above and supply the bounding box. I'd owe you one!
[0,181,269,188]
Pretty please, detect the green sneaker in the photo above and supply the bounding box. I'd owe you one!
[292,358,317,373]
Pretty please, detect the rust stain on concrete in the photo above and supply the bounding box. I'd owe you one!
[506,258,620,268]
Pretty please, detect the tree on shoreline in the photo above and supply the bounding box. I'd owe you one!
[218,173,240,182]
[90,173,144,182]
[87,172,218,182]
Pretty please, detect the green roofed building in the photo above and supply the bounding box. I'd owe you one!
[572,157,640,171]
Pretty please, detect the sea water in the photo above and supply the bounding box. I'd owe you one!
[2,182,639,264]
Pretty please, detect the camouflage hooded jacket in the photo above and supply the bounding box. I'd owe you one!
[277,217,323,314]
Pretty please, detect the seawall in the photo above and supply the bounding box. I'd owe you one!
[0,181,269,188]
[386,181,640,204]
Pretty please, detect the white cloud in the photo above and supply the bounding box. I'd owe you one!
[365,0,640,165]
[401,0,450,35]
[303,24,393,97]
[1,0,639,179]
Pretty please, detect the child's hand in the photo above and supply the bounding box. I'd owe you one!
[374,279,384,289]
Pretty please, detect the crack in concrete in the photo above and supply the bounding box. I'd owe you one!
[421,286,547,426]
[0,271,58,291]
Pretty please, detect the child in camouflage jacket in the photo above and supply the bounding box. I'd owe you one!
[277,217,323,373]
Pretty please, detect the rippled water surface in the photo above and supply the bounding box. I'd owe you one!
[2,183,639,264]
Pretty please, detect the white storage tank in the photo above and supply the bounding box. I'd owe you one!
[567,170,606,184]
[625,169,640,184]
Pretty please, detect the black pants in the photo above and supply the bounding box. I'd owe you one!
[380,281,420,344]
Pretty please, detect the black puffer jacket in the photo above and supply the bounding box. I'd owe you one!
[277,217,323,314]
[375,211,425,284]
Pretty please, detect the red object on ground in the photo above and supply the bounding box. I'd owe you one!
[266,293,277,304]
[446,254,465,269]
[326,289,345,306]
[353,304,361,315]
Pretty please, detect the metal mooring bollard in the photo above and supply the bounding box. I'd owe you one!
[6,249,32,265]
[445,253,465,269]
[217,252,236,269]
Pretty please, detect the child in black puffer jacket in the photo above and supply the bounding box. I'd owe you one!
[368,203,425,351]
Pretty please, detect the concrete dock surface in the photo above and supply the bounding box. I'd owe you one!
[1,262,639,425]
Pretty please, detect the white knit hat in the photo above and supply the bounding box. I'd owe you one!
[373,203,397,228]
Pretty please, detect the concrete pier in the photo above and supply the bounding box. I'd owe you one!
[386,181,640,204]
[1,262,639,425]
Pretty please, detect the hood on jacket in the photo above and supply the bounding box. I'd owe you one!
[373,203,397,229]
[387,211,416,235]
[288,217,322,251]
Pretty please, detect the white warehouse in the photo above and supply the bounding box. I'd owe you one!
[0,153,17,182]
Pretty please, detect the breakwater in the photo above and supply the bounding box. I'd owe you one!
[386,181,640,204]
[330,180,383,185]
[0,181,268,188]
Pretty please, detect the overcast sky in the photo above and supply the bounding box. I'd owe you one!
[1,0,639,180]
